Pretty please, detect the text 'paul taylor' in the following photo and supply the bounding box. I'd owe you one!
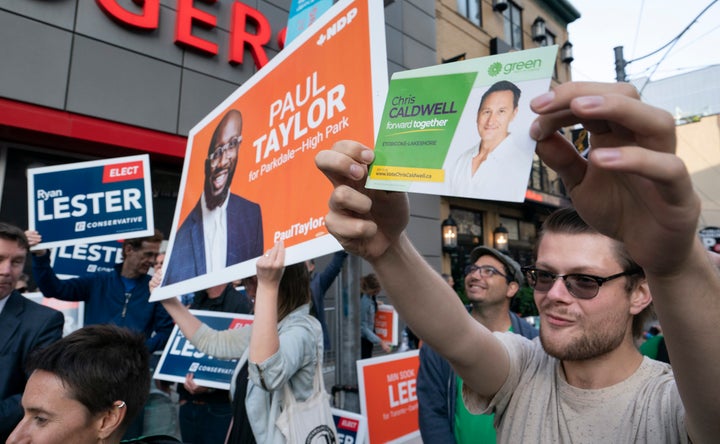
[274,216,324,242]
[253,71,346,163]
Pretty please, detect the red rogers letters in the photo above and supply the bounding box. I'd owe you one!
[96,0,282,69]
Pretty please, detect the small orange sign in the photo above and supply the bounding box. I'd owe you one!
[374,304,398,345]
[357,351,420,443]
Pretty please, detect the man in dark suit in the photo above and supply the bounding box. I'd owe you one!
[164,109,263,285]
[0,222,64,442]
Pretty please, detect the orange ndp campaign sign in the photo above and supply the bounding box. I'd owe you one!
[357,351,420,443]
[375,304,399,345]
[152,0,387,301]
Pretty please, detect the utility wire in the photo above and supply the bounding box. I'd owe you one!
[628,62,720,82]
[630,0,646,60]
[637,38,681,94]
[628,0,718,64]
[674,22,720,53]
[628,0,719,93]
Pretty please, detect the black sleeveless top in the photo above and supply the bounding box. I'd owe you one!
[226,361,256,444]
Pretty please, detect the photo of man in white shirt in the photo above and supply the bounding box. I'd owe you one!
[446,80,529,201]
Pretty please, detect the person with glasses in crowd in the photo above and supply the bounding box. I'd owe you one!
[315,81,720,442]
[418,246,537,443]
[164,109,264,285]
[27,228,174,439]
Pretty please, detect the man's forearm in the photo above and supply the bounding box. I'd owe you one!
[369,233,508,392]
[369,234,469,348]
[648,239,720,442]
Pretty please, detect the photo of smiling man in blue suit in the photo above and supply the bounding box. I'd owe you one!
[164,109,263,285]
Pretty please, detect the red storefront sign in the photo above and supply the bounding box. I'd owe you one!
[96,0,284,70]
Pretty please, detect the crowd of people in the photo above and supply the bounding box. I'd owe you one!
[2,80,720,444]
[315,81,720,443]
[2,224,349,443]
[417,246,538,443]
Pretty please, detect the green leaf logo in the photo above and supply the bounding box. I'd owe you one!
[488,62,502,77]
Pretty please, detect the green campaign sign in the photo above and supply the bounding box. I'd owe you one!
[367,46,557,202]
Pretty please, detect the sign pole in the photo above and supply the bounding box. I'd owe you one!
[334,253,362,412]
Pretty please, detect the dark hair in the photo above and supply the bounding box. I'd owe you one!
[361,273,381,295]
[277,262,311,321]
[26,324,150,431]
[123,229,163,259]
[209,109,243,156]
[479,80,521,110]
[0,222,29,250]
[537,208,650,338]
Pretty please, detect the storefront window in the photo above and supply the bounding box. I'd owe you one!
[452,207,483,247]
[545,30,559,79]
[502,2,523,50]
[447,208,483,298]
[499,216,519,240]
[457,0,482,27]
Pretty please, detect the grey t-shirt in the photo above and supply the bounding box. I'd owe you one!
[463,332,688,443]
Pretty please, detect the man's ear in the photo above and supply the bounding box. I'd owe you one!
[96,403,126,440]
[506,281,520,299]
[629,280,652,315]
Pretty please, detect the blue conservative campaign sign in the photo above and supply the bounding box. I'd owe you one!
[50,240,124,278]
[28,155,154,250]
[332,409,367,444]
[154,310,254,390]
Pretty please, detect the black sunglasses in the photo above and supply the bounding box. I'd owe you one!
[522,266,642,300]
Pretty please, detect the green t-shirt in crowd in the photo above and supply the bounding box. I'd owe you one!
[455,377,496,443]
[639,334,663,359]
[453,326,514,443]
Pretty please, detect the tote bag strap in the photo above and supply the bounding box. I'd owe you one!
[283,342,324,404]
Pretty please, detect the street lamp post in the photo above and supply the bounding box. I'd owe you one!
[493,224,509,252]
[441,216,458,252]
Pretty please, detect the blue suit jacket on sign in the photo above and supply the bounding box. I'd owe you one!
[164,194,263,285]
[0,292,64,441]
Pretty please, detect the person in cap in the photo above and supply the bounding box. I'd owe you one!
[315,81,720,442]
[417,246,537,443]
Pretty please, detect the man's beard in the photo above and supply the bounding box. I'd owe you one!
[204,163,235,210]
[539,311,628,361]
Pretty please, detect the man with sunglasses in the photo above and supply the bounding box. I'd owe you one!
[164,109,264,285]
[417,247,537,443]
[315,81,720,442]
